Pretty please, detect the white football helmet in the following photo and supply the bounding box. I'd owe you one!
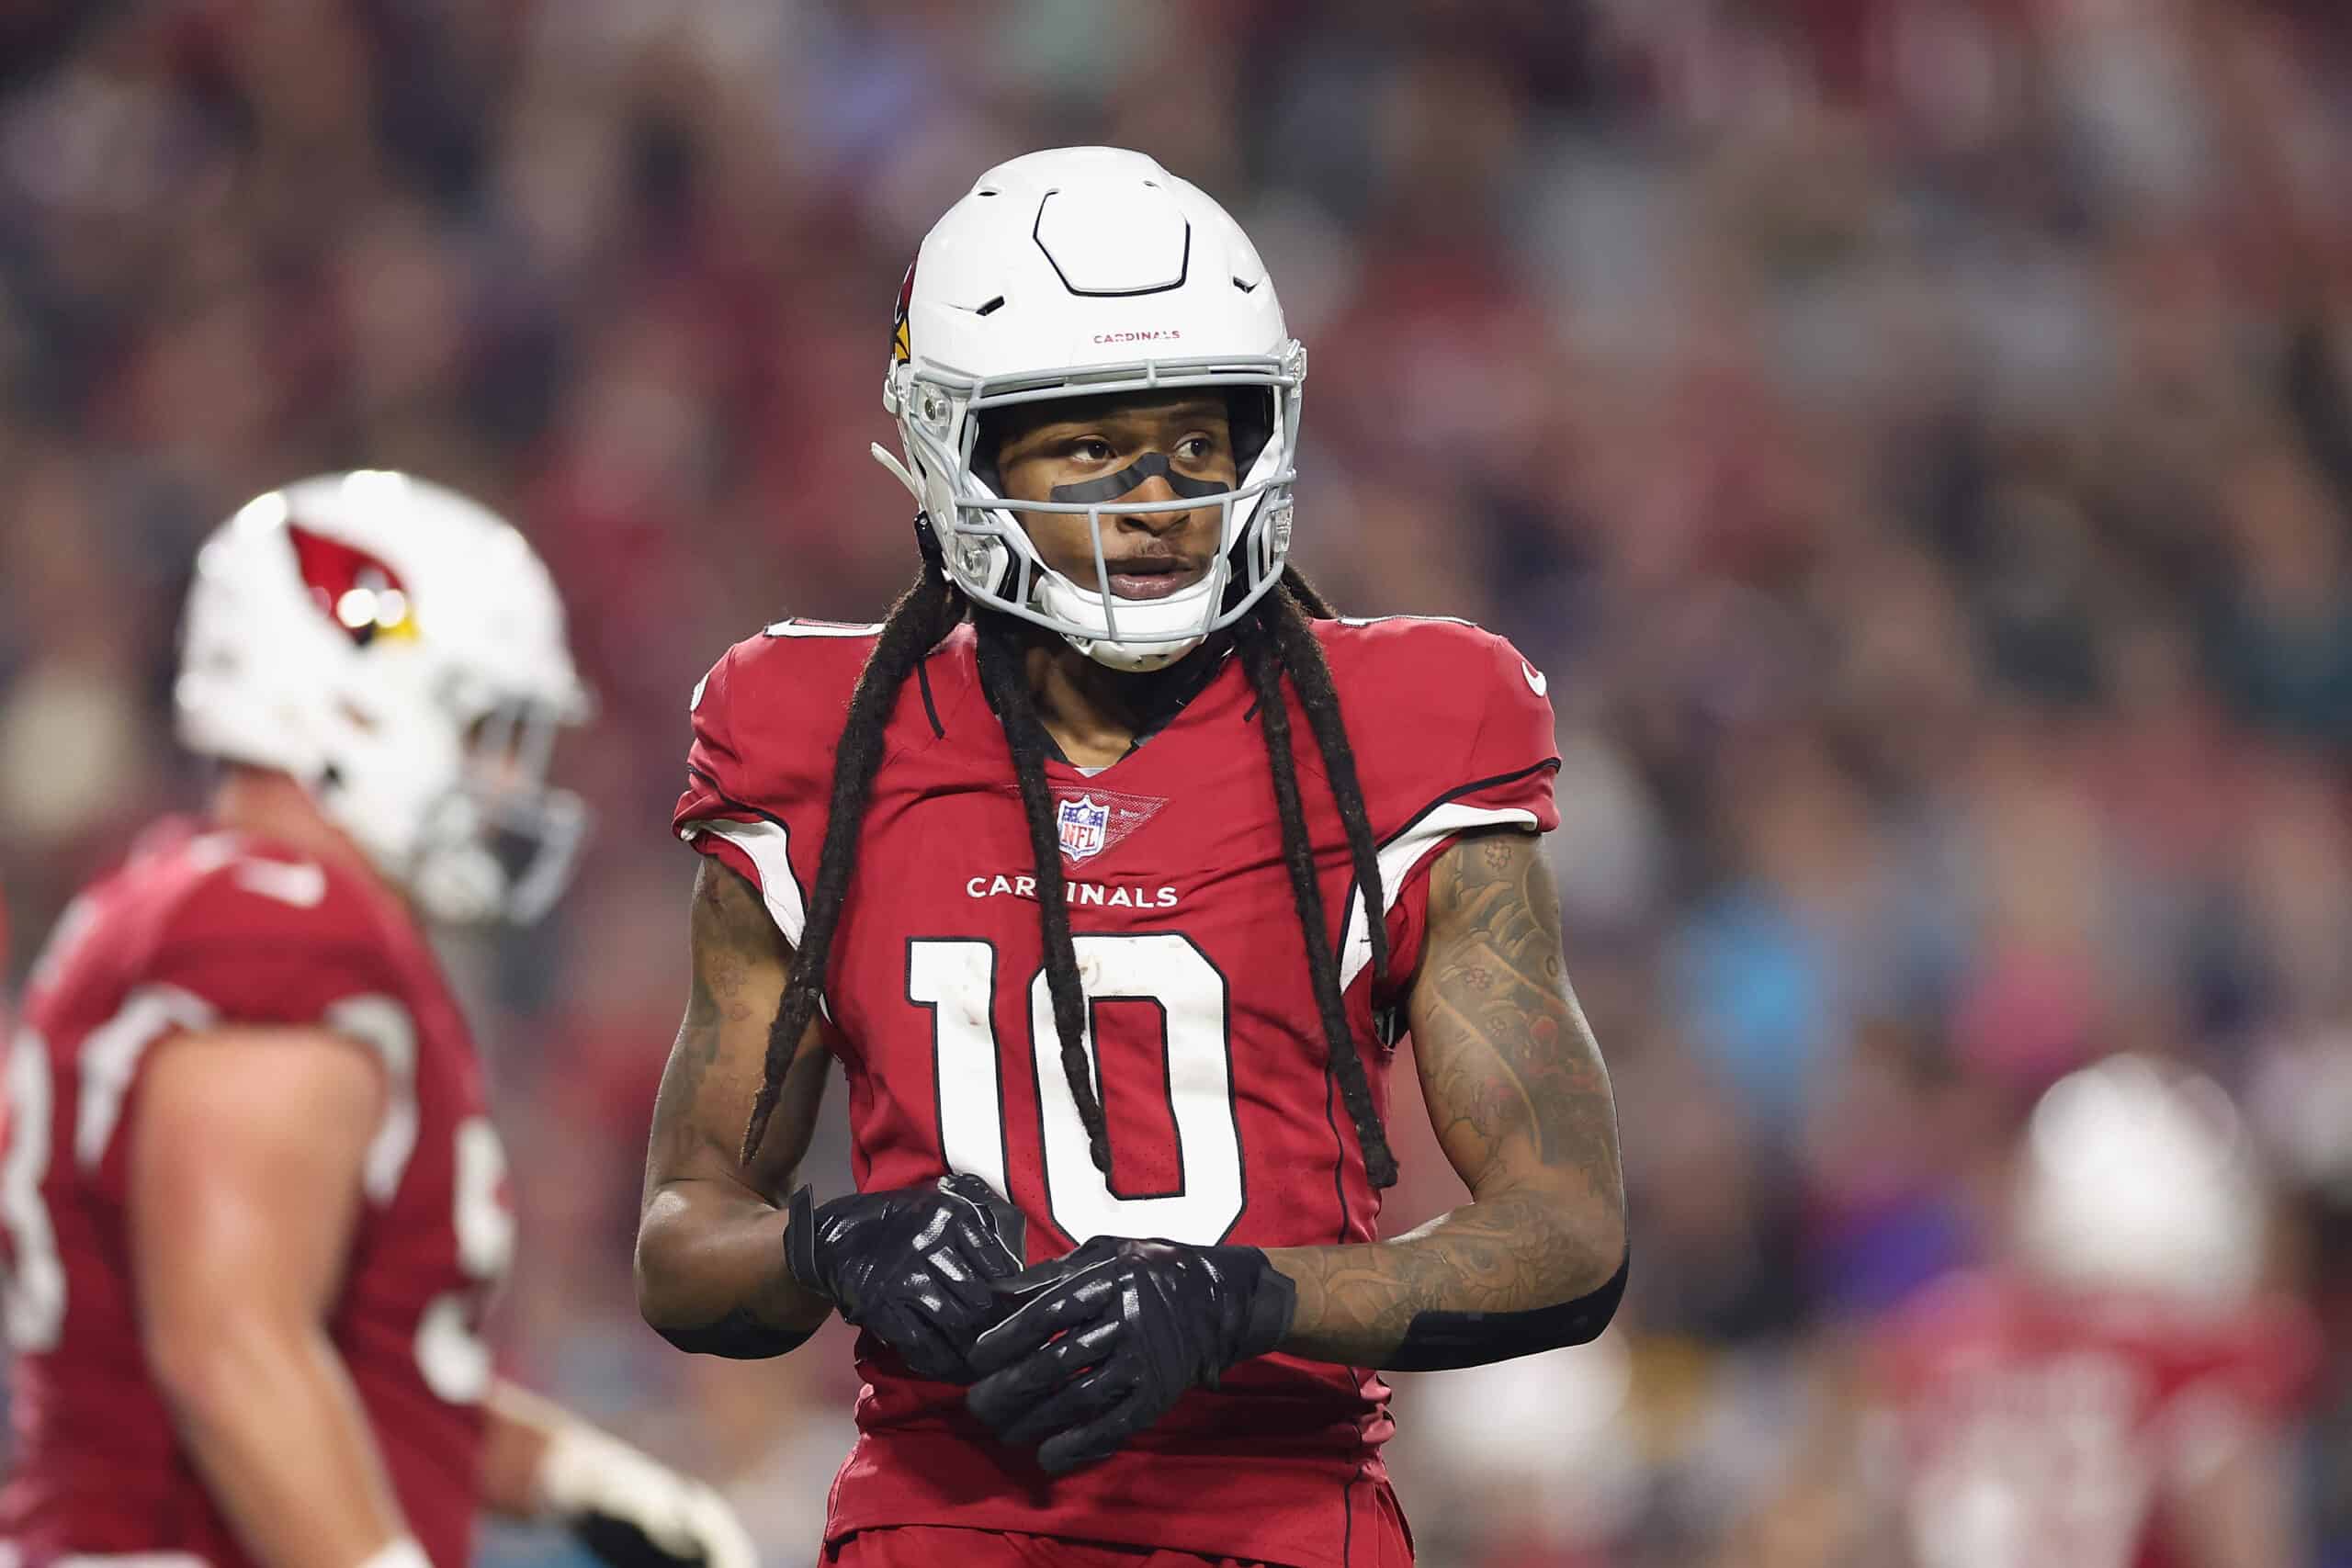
[873,146,1305,672]
[2014,1055,2266,1311]
[175,471,593,924]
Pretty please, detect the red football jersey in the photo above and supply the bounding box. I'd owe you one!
[1865,1271,2323,1568]
[674,615,1561,1567]
[0,821,510,1568]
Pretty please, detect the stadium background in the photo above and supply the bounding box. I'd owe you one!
[4,0,2352,1562]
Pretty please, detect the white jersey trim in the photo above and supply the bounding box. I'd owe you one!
[323,995,422,1204]
[74,986,220,1169]
[1338,802,1541,994]
[763,619,884,638]
[684,817,808,950]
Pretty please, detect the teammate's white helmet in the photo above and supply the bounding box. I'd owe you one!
[2014,1055,2266,1311]
[175,471,592,924]
[873,146,1305,672]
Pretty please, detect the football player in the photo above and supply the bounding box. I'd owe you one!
[1746,1055,2319,1568]
[0,473,754,1568]
[637,147,1630,1566]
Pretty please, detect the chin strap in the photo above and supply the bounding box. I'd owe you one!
[1063,631,1199,673]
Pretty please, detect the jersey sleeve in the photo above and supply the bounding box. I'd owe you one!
[672,628,867,951]
[103,856,419,1194]
[1333,620,1564,996]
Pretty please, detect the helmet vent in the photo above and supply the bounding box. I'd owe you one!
[1232,276,1260,294]
[976,295,1006,316]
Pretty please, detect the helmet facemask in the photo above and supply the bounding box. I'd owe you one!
[879,348,1306,673]
[398,693,589,926]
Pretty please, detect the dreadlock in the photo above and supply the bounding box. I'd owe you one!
[970,614,1114,1173]
[1236,579,1398,1188]
[738,557,1402,1190]
[740,558,958,1162]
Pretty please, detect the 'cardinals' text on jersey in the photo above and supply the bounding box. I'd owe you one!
[0,822,510,1568]
[674,614,1560,1568]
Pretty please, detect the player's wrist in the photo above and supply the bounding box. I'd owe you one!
[530,1421,757,1568]
[782,1184,836,1303]
[1228,1247,1296,1362]
[530,1421,627,1519]
[1194,1244,1295,1368]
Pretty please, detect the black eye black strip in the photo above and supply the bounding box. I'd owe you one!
[1046,450,1226,505]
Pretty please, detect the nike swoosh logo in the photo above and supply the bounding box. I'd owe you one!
[1521,660,1548,697]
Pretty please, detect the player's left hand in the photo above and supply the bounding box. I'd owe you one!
[964,1235,1296,1474]
[538,1425,758,1568]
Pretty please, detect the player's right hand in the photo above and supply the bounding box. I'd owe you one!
[785,1172,1026,1382]
[964,1235,1296,1473]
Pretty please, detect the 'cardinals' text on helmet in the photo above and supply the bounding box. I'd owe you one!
[175,471,592,923]
[2014,1054,2266,1312]
[872,146,1304,672]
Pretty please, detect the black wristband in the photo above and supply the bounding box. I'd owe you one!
[1237,1250,1297,1360]
[654,1309,813,1360]
[784,1183,825,1298]
[1385,1249,1628,1373]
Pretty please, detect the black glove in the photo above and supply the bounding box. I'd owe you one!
[786,1172,1026,1382]
[964,1235,1296,1473]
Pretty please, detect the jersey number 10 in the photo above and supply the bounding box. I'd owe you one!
[908,932,1245,1247]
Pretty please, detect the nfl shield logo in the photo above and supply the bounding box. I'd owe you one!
[1056,795,1111,863]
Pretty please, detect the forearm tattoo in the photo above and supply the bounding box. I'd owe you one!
[1272,831,1626,1369]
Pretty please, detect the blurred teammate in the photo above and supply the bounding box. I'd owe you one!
[1754,1055,2319,1568]
[0,474,754,1568]
[636,147,1629,1566]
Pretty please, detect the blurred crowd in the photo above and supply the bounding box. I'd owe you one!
[6,0,2352,1563]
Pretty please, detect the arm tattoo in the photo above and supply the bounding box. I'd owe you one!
[638,861,834,1348]
[1269,830,1626,1370]
[1416,830,1620,1203]
[648,862,794,1191]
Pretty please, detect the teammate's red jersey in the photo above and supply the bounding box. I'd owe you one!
[0,821,511,1568]
[674,615,1561,1567]
[1866,1270,2323,1568]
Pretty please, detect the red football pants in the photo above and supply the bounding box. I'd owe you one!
[827,1520,1412,1568]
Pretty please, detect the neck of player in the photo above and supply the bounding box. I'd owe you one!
[210,766,399,906]
[1023,632,1211,771]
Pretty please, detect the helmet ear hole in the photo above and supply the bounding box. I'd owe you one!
[1227,389,1274,477]
[969,409,1008,495]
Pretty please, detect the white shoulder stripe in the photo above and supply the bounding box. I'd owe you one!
[323,995,421,1204]
[75,986,219,1169]
[763,619,884,638]
[1334,613,1477,629]
[232,859,327,908]
[1338,802,1541,994]
[684,817,808,949]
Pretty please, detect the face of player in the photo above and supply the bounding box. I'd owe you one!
[992,392,1238,603]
